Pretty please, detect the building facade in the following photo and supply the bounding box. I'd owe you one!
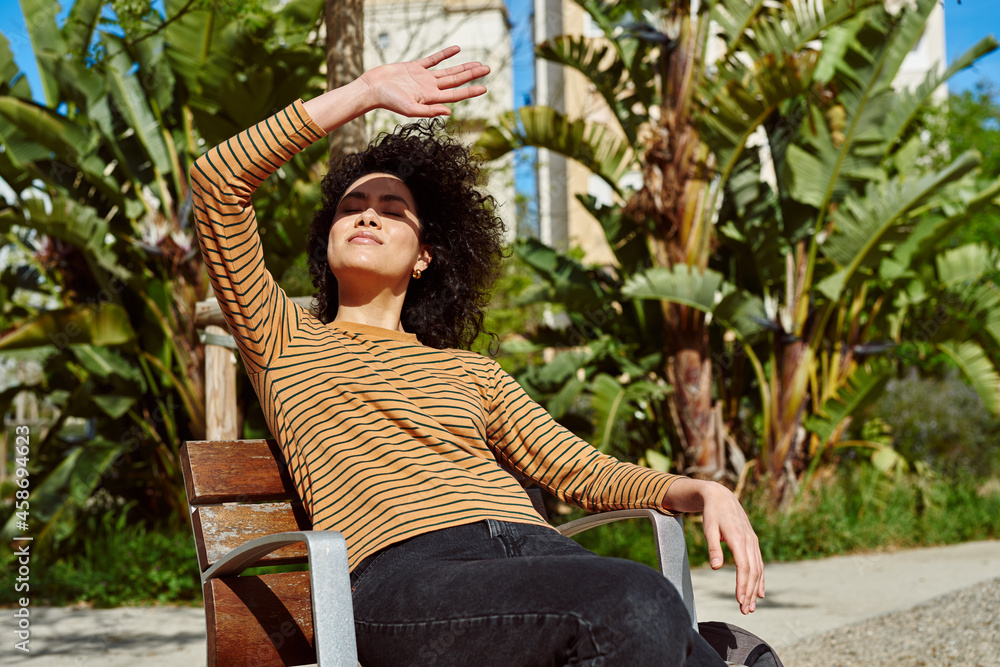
[362,0,518,237]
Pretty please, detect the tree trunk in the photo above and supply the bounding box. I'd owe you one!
[629,4,726,479]
[324,0,367,161]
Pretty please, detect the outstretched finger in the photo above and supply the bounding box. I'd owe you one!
[436,66,490,91]
[434,62,486,79]
[432,85,488,104]
[404,103,453,118]
[417,46,462,69]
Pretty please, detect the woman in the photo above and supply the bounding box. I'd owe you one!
[191,46,764,666]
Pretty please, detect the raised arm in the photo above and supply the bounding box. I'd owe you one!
[190,104,325,372]
[190,47,489,372]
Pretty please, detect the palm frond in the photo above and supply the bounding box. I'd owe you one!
[537,35,649,145]
[881,36,999,157]
[805,361,891,444]
[477,106,637,196]
[817,149,981,301]
[939,341,1000,414]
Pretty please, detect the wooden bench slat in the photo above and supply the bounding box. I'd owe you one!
[182,440,297,504]
[193,503,312,572]
[206,571,316,667]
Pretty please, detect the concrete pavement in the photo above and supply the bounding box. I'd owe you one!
[2,539,998,665]
[689,539,1000,647]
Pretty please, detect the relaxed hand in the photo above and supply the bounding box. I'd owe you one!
[700,482,765,614]
[361,46,490,118]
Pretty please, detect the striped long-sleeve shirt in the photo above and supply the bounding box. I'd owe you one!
[190,99,681,568]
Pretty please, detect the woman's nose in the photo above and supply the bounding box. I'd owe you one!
[356,208,381,228]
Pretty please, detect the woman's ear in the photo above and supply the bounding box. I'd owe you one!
[415,245,433,273]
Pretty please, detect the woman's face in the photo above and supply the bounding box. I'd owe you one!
[327,173,432,287]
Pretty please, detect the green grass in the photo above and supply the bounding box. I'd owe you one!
[0,519,202,608]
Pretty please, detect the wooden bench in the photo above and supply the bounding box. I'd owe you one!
[181,438,697,666]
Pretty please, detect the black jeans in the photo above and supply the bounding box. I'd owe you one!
[350,519,725,667]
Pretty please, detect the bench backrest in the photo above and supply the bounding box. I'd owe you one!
[181,439,317,667]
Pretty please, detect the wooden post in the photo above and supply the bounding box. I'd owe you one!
[196,297,311,441]
[205,325,239,441]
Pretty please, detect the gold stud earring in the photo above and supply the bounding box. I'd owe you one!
[411,268,422,280]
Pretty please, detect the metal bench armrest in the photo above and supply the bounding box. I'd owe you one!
[557,509,698,628]
[203,531,358,667]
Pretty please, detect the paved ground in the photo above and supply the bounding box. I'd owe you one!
[2,539,997,665]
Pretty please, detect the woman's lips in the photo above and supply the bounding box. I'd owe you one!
[348,231,382,245]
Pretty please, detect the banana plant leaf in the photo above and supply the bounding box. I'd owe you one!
[477,106,637,197]
[880,36,999,158]
[17,0,64,106]
[939,341,1000,414]
[0,437,126,545]
[514,237,608,313]
[590,373,669,453]
[805,362,892,445]
[622,264,731,313]
[0,303,136,350]
[817,150,981,302]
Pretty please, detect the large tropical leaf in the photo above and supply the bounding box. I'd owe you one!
[697,49,819,185]
[886,178,1000,276]
[17,0,63,106]
[936,244,1000,349]
[710,0,766,55]
[719,0,881,64]
[935,244,996,289]
[939,341,1000,414]
[514,237,608,313]
[0,196,131,281]
[805,362,892,444]
[537,34,649,144]
[104,34,173,179]
[477,106,637,196]
[881,36,999,158]
[0,437,126,545]
[794,0,937,225]
[0,97,124,207]
[622,265,731,313]
[817,150,981,301]
[576,195,651,274]
[0,304,136,350]
[589,373,669,453]
[713,290,767,340]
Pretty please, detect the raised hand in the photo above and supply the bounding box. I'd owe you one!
[361,46,490,118]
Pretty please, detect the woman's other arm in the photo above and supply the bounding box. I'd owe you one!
[486,360,764,614]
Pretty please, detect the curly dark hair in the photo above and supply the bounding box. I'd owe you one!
[307,120,506,350]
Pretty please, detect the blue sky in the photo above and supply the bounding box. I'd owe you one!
[944,1,1000,92]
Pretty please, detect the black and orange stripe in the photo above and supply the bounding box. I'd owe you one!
[190,100,680,568]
